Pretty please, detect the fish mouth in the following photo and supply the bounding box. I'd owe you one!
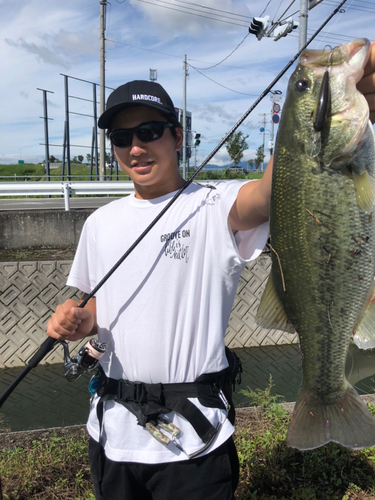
[301,38,370,83]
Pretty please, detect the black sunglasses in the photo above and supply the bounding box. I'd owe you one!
[109,121,174,148]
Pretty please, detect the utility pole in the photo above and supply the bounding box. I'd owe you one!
[37,88,54,182]
[182,55,188,179]
[260,113,267,172]
[99,0,107,181]
[299,0,309,49]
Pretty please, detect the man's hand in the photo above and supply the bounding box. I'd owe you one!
[357,41,375,124]
[47,297,97,342]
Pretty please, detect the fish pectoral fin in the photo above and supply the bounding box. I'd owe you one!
[304,130,322,158]
[353,280,375,349]
[352,169,373,213]
[256,271,295,333]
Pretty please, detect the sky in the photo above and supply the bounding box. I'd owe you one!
[0,0,374,167]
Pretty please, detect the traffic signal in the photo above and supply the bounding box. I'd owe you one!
[249,15,269,41]
[194,133,201,147]
[273,17,299,41]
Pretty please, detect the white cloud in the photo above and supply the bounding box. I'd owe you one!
[0,0,374,165]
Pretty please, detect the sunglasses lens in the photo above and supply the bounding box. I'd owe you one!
[136,123,165,142]
[110,131,133,148]
[110,122,171,148]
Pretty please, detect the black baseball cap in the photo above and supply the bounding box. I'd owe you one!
[98,80,182,130]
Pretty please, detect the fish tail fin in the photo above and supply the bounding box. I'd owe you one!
[286,383,375,450]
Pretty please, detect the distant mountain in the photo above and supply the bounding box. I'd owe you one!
[200,161,263,171]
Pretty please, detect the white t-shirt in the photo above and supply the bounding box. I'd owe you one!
[67,180,269,463]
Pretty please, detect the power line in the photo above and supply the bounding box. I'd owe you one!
[188,64,259,97]
[260,0,274,17]
[173,0,253,20]
[137,0,250,27]
[274,0,298,25]
[320,0,375,12]
[105,37,182,59]
[191,33,250,71]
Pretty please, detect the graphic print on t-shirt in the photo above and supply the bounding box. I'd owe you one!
[160,229,190,263]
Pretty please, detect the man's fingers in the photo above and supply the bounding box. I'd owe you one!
[357,73,375,96]
[363,41,375,78]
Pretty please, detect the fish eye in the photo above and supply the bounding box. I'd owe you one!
[295,79,311,92]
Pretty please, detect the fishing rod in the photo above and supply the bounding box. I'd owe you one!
[0,0,348,410]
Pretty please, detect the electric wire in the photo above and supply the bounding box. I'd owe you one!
[137,0,250,27]
[260,0,274,17]
[323,0,374,12]
[273,0,297,25]
[275,0,298,24]
[191,33,250,71]
[173,0,252,20]
[105,37,182,59]
[187,64,259,96]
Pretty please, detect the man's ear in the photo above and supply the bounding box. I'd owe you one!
[175,127,183,150]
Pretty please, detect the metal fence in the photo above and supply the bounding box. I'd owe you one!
[0,180,215,210]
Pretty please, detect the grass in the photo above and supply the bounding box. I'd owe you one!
[235,378,375,499]
[0,163,264,183]
[0,428,93,500]
[1,380,375,499]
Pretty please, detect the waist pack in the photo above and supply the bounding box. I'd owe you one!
[93,347,242,445]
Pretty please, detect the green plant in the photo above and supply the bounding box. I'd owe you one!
[234,379,375,499]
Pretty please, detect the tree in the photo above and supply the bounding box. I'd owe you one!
[247,159,255,171]
[254,145,265,171]
[226,131,249,168]
[78,155,84,163]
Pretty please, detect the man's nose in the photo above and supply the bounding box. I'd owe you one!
[130,134,148,155]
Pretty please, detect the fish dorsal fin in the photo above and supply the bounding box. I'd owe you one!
[256,270,295,333]
[353,280,375,349]
[352,170,373,213]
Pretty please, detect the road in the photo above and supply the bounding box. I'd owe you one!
[0,197,120,211]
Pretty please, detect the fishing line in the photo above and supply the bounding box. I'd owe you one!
[315,0,354,48]
[0,0,349,409]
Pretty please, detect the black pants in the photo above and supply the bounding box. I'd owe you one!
[89,436,239,500]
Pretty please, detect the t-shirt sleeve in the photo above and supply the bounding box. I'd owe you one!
[215,180,269,263]
[66,217,95,294]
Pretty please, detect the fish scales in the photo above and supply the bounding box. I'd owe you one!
[257,38,375,450]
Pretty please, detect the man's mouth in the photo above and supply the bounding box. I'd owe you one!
[132,161,154,171]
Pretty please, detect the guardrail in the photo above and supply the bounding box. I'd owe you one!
[0,180,215,211]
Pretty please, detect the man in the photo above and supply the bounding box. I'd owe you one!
[47,45,375,499]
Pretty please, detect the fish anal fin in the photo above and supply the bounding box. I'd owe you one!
[286,383,375,450]
[256,271,295,334]
[353,280,375,349]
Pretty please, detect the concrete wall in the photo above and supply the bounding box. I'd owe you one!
[0,254,297,368]
[0,208,297,368]
[0,210,94,249]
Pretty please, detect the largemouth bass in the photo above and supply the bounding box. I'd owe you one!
[257,38,375,450]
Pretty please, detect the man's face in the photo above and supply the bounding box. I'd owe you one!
[110,106,183,199]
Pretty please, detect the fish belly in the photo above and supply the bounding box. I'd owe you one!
[270,151,375,450]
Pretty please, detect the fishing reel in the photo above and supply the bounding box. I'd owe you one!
[60,338,107,382]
